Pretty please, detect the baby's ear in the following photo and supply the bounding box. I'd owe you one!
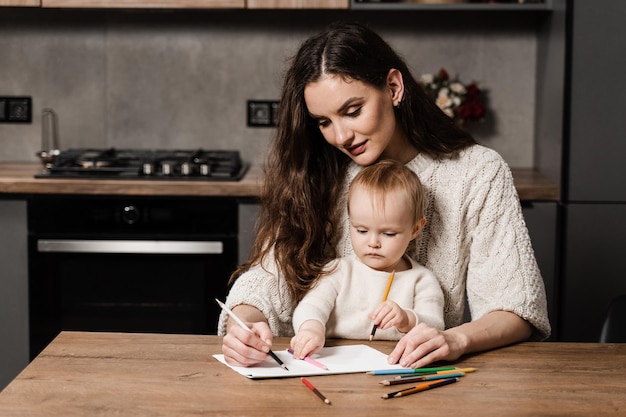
[412,217,427,239]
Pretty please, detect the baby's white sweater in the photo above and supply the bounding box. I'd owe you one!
[219,145,551,340]
[292,255,445,340]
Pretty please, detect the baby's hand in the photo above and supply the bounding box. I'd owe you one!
[290,320,326,359]
[369,301,415,333]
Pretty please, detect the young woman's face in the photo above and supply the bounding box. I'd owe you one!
[304,71,414,166]
[348,186,420,272]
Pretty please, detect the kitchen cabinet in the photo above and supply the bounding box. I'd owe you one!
[40,0,244,8]
[561,204,626,342]
[0,200,29,392]
[351,0,552,11]
[559,0,626,342]
[1,0,552,9]
[247,0,348,8]
[522,202,559,340]
[38,0,347,8]
[0,0,39,5]
[238,200,259,265]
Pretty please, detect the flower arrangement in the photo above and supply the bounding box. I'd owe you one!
[419,68,486,126]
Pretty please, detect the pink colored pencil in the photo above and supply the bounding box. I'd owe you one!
[287,349,329,370]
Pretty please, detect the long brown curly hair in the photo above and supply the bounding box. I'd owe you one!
[231,21,475,303]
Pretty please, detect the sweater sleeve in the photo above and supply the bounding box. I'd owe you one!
[292,260,342,333]
[464,154,551,340]
[217,256,295,337]
[411,265,446,331]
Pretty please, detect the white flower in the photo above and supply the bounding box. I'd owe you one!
[436,94,453,110]
[420,73,434,84]
[437,87,450,98]
[449,82,466,95]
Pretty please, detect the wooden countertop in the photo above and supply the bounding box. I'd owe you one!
[0,162,559,201]
[0,163,264,198]
[0,332,623,416]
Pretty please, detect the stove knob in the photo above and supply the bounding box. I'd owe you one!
[200,163,210,176]
[161,162,172,176]
[121,205,140,225]
[142,163,153,176]
[181,162,191,176]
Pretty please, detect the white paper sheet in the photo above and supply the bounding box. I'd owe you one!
[213,344,406,379]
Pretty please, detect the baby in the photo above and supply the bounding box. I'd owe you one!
[291,160,444,359]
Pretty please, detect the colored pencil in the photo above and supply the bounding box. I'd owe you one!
[380,372,464,385]
[301,377,331,405]
[215,298,289,371]
[287,349,329,370]
[369,270,395,341]
[381,377,459,399]
[394,367,477,379]
[367,366,456,375]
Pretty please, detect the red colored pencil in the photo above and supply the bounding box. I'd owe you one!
[301,377,331,405]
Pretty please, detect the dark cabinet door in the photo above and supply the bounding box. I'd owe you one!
[567,0,626,202]
[560,204,626,341]
[523,202,558,340]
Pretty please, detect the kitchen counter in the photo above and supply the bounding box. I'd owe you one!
[0,162,263,198]
[0,162,559,201]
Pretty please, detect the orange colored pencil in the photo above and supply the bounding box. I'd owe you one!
[370,270,395,341]
[381,377,459,399]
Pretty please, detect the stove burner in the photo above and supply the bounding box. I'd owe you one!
[35,148,247,181]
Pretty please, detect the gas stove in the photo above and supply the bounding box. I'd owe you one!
[35,148,247,181]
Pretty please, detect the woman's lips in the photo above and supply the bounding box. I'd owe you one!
[346,141,366,156]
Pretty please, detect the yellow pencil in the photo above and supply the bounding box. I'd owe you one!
[369,270,395,341]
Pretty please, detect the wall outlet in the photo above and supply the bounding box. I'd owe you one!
[0,96,32,123]
[247,100,279,127]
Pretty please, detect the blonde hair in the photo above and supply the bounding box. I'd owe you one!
[348,160,425,226]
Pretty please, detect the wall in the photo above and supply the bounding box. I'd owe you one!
[0,9,544,168]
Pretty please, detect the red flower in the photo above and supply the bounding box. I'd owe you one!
[419,68,487,126]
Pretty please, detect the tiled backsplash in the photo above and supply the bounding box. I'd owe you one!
[0,9,540,167]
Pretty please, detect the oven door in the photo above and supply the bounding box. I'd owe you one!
[27,196,238,359]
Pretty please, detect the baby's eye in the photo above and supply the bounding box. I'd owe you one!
[356,228,368,234]
[383,232,397,237]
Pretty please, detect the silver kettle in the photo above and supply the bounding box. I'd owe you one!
[37,108,61,168]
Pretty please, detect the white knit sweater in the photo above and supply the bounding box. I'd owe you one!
[218,145,551,340]
[292,254,445,341]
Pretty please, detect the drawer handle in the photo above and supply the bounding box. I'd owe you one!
[37,239,223,255]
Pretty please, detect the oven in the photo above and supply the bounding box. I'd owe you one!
[27,195,237,360]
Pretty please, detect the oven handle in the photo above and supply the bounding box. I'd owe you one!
[37,239,224,255]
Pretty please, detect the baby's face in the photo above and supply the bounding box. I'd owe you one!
[348,187,417,272]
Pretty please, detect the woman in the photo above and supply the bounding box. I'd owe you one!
[219,22,550,369]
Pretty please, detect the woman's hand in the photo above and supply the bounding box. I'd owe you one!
[290,320,325,359]
[387,322,465,368]
[388,311,532,368]
[221,305,275,367]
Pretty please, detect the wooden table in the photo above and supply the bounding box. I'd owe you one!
[0,332,624,416]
